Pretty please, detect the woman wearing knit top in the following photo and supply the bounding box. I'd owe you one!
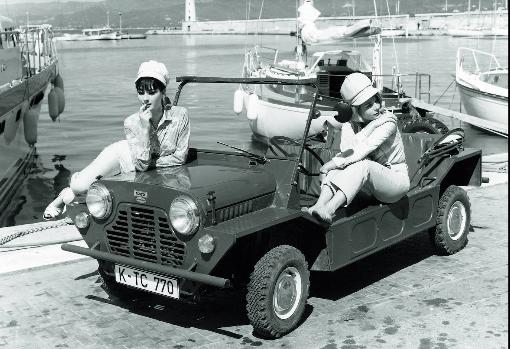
[305,73,410,224]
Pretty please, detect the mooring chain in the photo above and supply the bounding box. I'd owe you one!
[0,218,73,246]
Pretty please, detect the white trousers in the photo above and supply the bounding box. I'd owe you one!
[323,160,410,206]
[69,140,134,194]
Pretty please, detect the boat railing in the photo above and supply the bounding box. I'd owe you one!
[457,47,503,76]
[18,25,57,77]
[373,72,432,104]
[0,30,20,49]
[245,46,279,72]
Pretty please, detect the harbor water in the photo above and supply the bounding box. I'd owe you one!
[5,34,508,226]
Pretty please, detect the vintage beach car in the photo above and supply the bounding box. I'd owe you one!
[62,76,482,338]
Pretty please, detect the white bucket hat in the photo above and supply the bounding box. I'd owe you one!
[340,72,379,106]
[135,60,170,87]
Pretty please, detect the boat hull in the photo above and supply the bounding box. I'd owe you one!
[457,82,508,126]
[242,92,338,139]
[0,62,57,225]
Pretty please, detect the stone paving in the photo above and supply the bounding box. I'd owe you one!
[0,184,507,349]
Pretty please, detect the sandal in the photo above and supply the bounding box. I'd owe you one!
[43,187,73,220]
[43,203,66,220]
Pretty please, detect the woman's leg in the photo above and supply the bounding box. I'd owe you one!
[69,143,123,193]
[329,160,410,206]
[44,142,124,219]
[307,180,347,223]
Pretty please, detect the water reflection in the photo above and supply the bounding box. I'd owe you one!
[0,154,72,227]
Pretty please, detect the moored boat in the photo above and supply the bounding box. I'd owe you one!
[455,47,508,129]
[0,18,65,225]
[237,0,449,139]
[56,26,121,41]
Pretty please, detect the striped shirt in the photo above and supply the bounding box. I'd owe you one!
[124,106,190,171]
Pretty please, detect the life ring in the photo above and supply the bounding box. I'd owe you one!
[48,88,60,121]
[246,93,259,121]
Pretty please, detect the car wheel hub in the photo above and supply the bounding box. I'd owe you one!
[447,201,467,240]
[273,266,302,320]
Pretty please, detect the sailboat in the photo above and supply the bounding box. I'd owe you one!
[236,0,448,139]
[455,47,508,128]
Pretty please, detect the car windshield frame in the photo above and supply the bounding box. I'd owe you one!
[172,76,320,162]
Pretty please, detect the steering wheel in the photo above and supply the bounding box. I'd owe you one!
[269,136,325,176]
[418,128,465,165]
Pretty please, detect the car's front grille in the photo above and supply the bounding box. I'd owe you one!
[216,200,254,222]
[105,204,186,267]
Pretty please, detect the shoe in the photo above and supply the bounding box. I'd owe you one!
[301,207,312,215]
[43,203,66,220]
[311,210,333,225]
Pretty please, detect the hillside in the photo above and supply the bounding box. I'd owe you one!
[1,0,487,29]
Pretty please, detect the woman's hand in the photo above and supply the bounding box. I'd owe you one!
[319,160,337,175]
[139,103,152,130]
[371,112,397,127]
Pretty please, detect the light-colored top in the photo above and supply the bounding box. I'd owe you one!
[124,106,190,171]
[332,110,406,168]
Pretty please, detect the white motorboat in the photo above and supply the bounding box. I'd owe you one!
[56,26,120,41]
[455,47,508,128]
[0,19,65,224]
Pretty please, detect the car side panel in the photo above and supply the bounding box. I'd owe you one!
[326,186,439,271]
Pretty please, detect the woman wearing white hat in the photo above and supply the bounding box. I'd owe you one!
[306,72,410,223]
[43,60,190,220]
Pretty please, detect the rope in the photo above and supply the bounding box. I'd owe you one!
[447,81,457,110]
[0,217,73,247]
[432,78,455,105]
[384,0,400,74]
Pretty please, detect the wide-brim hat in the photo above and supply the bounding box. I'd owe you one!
[340,72,379,106]
[135,60,170,87]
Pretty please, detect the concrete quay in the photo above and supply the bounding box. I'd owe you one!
[0,172,507,348]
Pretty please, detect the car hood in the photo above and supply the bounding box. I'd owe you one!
[107,164,277,209]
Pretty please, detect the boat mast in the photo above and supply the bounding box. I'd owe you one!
[296,0,305,64]
[371,0,383,90]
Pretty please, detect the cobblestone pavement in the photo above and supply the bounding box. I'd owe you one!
[0,184,507,349]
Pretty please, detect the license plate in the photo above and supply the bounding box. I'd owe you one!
[114,264,179,299]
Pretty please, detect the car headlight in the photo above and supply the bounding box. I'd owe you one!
[86,183,112,219]
[169,195,200,235]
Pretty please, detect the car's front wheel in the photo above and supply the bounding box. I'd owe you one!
[430,185,471,255]
[246,245,310,338]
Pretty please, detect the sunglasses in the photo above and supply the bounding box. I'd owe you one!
[136,79,159,95]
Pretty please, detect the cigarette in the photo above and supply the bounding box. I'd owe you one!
[142,102,151,111]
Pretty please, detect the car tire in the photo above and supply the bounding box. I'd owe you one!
[430,185,471,255]
[98,267,141,303]
[401,117,449,135]
[246,245,310,338]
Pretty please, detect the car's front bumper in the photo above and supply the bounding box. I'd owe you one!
[61,243,231,288]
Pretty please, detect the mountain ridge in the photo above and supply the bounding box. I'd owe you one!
[1,0,489,29]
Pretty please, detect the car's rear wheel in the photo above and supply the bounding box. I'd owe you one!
[246,245,310,338]
[430,185,471,255]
